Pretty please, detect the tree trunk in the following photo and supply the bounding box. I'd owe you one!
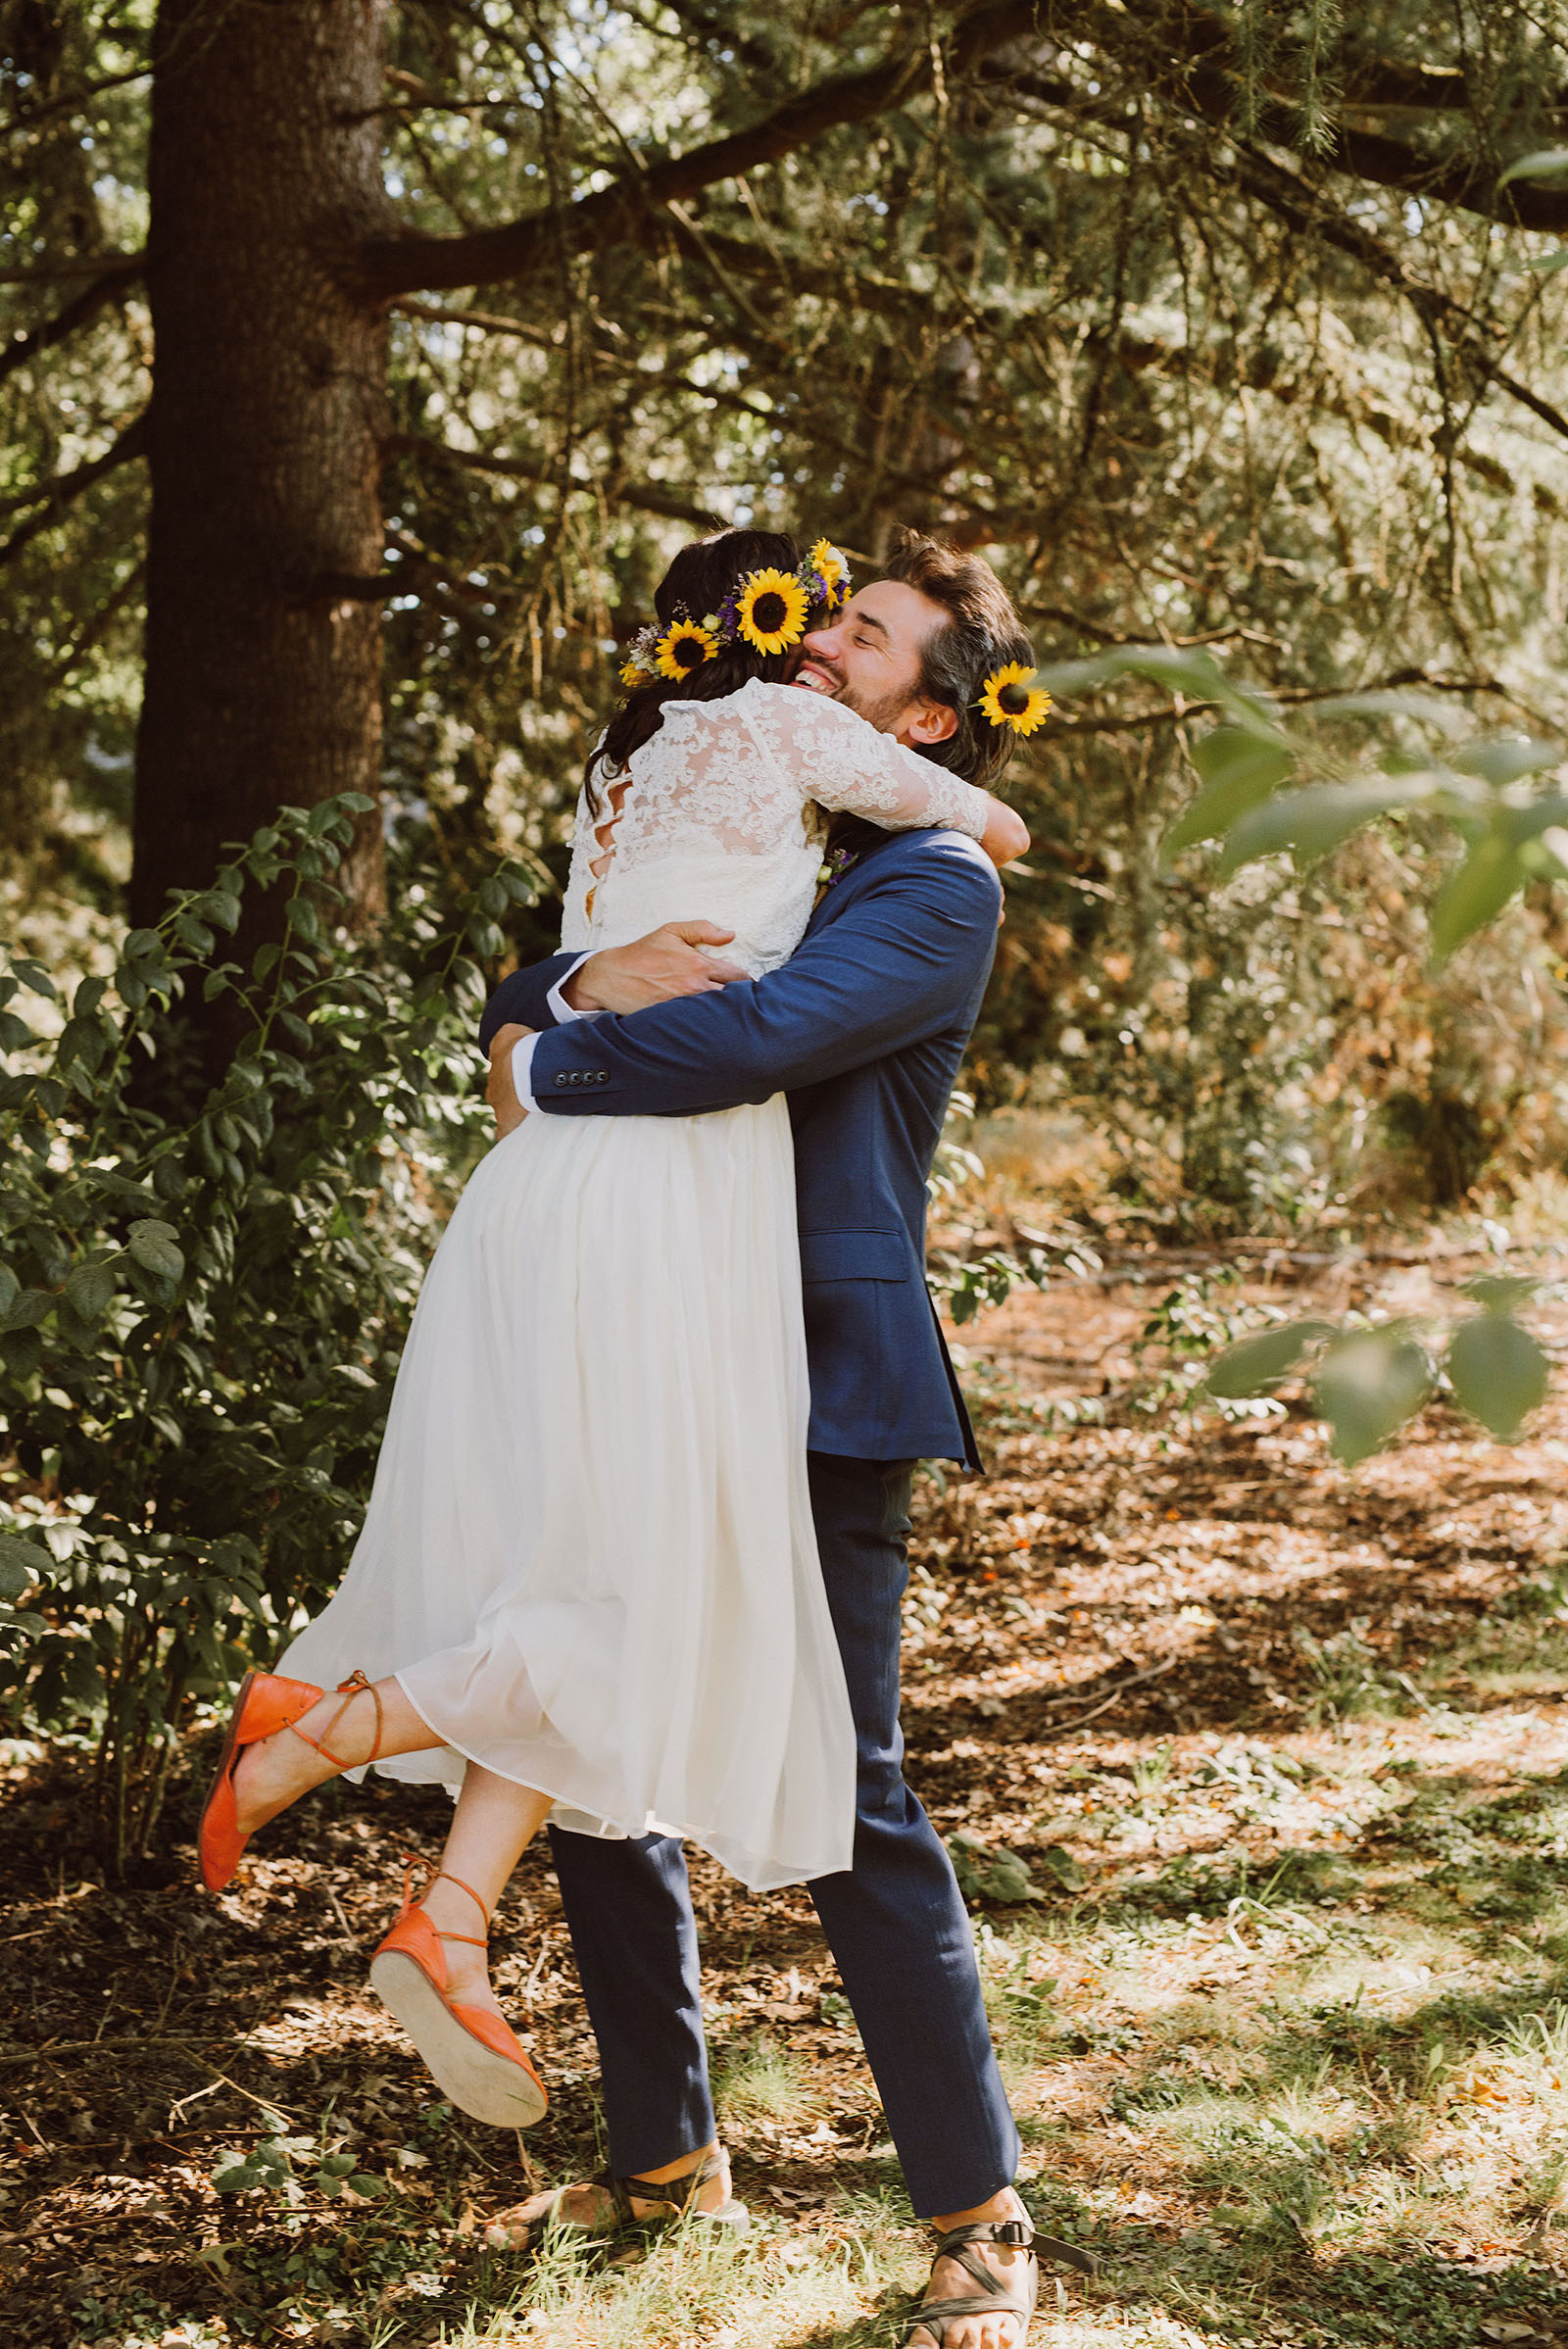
[131,0,393,948]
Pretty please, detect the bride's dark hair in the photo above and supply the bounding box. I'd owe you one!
[587,528,803,809]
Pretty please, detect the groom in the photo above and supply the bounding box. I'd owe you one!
[479,530,1075,2346]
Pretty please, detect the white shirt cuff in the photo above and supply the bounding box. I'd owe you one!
[547,954,593,1024]
[511,1032,541,1114]
[512,955,595,1113]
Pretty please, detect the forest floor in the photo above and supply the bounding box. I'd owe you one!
[4,1236,1568,2349]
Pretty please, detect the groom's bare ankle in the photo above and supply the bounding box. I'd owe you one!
[929,2182,1025,2234]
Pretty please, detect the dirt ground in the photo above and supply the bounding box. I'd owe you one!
[3,1240,1568,2349]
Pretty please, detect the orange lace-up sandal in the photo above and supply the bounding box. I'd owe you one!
[199,1668,384,1893]
[369,1857,548,2130]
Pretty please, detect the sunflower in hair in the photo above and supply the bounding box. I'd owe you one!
[619,658,652,688]
[735,566,810,655]
[978,661,1053,737]
[654,618,719,680]
[808,539,850,610]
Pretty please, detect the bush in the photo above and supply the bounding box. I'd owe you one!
[0,795,536,1871]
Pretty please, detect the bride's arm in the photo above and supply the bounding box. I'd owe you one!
[751,685,1029,866]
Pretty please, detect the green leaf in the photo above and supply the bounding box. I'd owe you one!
[10,959,58,999]
[192,889,241,932]
[1203,1318,1336,1398]
[1527,249,1568,274]
[947,1829,1045,1903]
[1448,736,1564,787]
[2,1287,54,1332]
[1430,830,1526,962]
[1498,146,1568,188]
[1312,1330,1432,1466]
[0,1265,16,1318]
[1164,729,1295,856]
[127,1219,185,1282]
[2,1326,43,1380]
[1446,1313,1550,1440]
[0,1536,52,1597]
[1219,776,1434,873]
[64,1259,119,1321]
[1037,1843,1089,1891]
[0,1010,33,1052]
[1463,1274,1539,1313]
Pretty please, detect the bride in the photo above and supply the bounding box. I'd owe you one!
[196,528,1027,2133]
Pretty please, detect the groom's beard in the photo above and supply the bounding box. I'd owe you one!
[793,655,912,739]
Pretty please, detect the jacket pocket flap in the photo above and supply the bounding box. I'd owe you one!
[800,1229,909,1283]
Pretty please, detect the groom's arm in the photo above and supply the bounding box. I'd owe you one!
[477,921,750,1052]
[479,953,581,1048]
[520,836,1000,1119]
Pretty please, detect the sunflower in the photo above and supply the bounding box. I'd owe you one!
[735,566,810,655]
[619,658,652,688]
[808,538,849,609]
[654,618,719,680]
[978,661,1053,737]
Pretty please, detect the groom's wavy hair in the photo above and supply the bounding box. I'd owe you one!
[587,529,806,811]
[882,528,1034,793]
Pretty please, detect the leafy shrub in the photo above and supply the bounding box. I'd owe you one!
[0,795,537,1870]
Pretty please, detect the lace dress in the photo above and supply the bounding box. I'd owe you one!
[280,682,988,1891]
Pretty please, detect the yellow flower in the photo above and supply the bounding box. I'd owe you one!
[654,618,718,680]
[735,567,810,655]
[978,661,1053,737]
[808,539,849,607]
[619,658,651,688]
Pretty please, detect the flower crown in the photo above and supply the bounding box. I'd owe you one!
[617,539,850,689]
[977,662,1053,737]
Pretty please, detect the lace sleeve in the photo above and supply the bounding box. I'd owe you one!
[738,684,990,839]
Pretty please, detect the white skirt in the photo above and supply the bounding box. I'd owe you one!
[279,1096,857,1892]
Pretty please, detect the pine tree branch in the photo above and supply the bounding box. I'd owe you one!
[1133,0,1568,230]
[0,264,142,386]
[0,250,144,286]
[1213,141,1568,445]
[385,430,725,528]
[0,411,149,568]
[353,0,1042,299]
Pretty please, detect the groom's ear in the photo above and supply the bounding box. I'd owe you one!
[903,696,959,747]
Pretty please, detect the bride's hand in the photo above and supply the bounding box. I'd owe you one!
[486,1022,535,1137]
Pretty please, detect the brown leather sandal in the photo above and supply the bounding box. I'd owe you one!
[483,2145,748,2255]
[905,2213,1096,2345]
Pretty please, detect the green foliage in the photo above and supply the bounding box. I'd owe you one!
[1203,1274,1554,1464]
[212,2130,386,2205]
[1314,1328,1435,1465]
[1446,1309,1552,1440]
[947,1828,1046,1904]
[1047,639,1568,969]
[0,796,537,1869]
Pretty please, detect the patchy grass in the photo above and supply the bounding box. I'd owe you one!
[4,1245,1568,2345]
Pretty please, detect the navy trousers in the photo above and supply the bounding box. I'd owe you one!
[548,1451,1020,2219]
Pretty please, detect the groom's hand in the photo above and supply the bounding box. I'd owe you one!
[564,921,747,1014]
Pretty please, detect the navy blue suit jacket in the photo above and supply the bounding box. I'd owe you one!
[477,826,1000,1469]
